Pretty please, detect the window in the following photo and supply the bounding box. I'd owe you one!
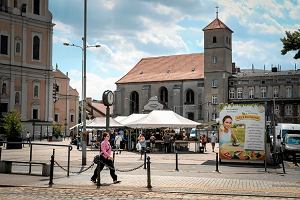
[186,89,194,104]
[33,0,40,15]
[229,88,235,99]
[187,112,194,121]
[211,95,218,104]
[32,35,40,60]
[15,92,20,105]
[237,88,243,99]
[1,82,7,95]
[129,91,139,114]
[15,42,21,54]
[226,37,228,44]
[286,86,292,98]
[33,85,39,98]
[213,36,217,43]
[32,108,39,120]
[274,105,280,115]
[212,113,217,120]
[212,56,217,64]
[14,0,17,7]
[1,35,8,55]
[273,87,279,98]
[0,103,8,114]
[70,114,74,122]
[54,114,59,122]
[249,87,254,99]
[159,87,168,103]
[261,87,266,98]
[212,80,218,88]
[285,105,292,116]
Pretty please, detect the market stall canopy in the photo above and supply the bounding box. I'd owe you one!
[69,120,93,130]
[86,117,124,128]
[118,113,148,126]
[126,110,201,128]
[114,116,128,123]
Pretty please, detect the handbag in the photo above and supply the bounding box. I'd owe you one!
[93,155,101,164]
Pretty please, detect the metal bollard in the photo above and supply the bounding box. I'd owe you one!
[147,156,152,189]
[113,150,116,165]
[97,159,101,188]
[175,151,179,171]
[144,151,147,169]
[0,147,2,161]
[49,149,55,186]
[215,153,219,172]
[67,146,71,177]
[29,144,33,174]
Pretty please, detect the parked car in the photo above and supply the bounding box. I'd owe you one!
[282,134,300,160]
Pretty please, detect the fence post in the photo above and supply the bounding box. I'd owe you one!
[97,159,101,188]
[49,149,55,186]
[175,151,179,171]
[67,146,71,177]
[215,153,219,172]
[29,143,33,174]
[144,151,147,169]
[147,156,152,189]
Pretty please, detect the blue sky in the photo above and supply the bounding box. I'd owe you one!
[49,0,300,99]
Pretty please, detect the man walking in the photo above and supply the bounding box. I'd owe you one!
[210,132,217,152]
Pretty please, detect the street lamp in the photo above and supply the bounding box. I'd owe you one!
[63,42,100,166]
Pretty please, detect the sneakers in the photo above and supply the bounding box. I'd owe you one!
[91,178,96,183]
[113,180,121,184]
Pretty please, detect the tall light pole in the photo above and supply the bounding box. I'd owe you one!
[63,42,100,165]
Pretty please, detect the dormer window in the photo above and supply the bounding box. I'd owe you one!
[213,36,217,43]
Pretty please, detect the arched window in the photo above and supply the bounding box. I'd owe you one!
[186,89,194,104]
[129,91,139,114]
[34,85,39,98]
[15,92,20,104]
[159,87,168,103]
[33,0,40,15]
[213,36,217,43]
[33,36,40,60]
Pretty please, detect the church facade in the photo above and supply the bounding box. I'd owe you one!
[114,15,300,125]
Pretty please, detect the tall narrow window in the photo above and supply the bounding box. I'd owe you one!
[213,36,217,43]
[33,36,40,60]
[212,80,218,88]
[159,87,168,103]
[54,114,59,122]
[286,86,292,98]
[1,82,7,95]
[261,87,266,98]
[273,87,279,98]
[186,89,194,104]
[15,92,20,105]
[129,91,139,114]
[0,35,8,55]
[212,56,217,64]
[229,88,235,99]
[33,0,40,15]
[249,87,254,99]
[15,42,21,54]
[14,0,17,7]
[32,108,39,120]
[34,85,39,98]
[211,95,218,104]
[285,105,292,116]
[237,88,243,99]
[70,114,74,122]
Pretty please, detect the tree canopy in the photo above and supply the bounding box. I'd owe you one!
[281,29,300,59]
[3,110,22,138]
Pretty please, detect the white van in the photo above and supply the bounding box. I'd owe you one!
[275,123,300,140]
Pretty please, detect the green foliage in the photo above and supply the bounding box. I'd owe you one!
[3,110,22,138]
[53,123,63,138]
[281,29,300,59]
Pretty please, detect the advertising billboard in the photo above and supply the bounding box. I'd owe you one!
[219,104,265,162]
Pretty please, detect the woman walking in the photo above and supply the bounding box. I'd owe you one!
[91,132,120,184]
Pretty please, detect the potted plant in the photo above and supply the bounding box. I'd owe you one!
[3,110,23,149]
[52,123,63,141]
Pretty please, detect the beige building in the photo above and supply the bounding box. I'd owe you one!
[0,0,80,139]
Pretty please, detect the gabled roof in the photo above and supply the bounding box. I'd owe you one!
[116,53,204,84]
[53,69,70,79]
[203,18,233,33]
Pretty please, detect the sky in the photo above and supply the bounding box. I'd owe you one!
[49,0,300,100]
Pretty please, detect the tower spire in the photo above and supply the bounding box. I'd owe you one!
[216,6,219,19]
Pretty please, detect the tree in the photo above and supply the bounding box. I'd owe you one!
[53,123,63,138]
[281,29,300,59]
[3,110,22,138]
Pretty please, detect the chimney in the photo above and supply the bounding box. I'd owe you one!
[232,62,236,73]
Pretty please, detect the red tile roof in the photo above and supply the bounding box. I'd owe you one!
[203,18,233,32]
[116,53,204,84]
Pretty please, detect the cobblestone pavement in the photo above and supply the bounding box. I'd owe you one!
[0,186,297,200]
[1,140,300,199]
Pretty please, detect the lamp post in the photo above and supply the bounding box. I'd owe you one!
[63,42,100,166]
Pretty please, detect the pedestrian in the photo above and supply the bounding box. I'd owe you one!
[200,135,207,152]
[138,134,146,160]
[162,132,171,153]
[26,131,31,143]
[90,132,120,184]
[149,133,156,152]
[114,132,122,154]
[210,132,217,152]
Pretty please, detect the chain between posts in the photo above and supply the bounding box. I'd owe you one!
[54,160,145,174]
